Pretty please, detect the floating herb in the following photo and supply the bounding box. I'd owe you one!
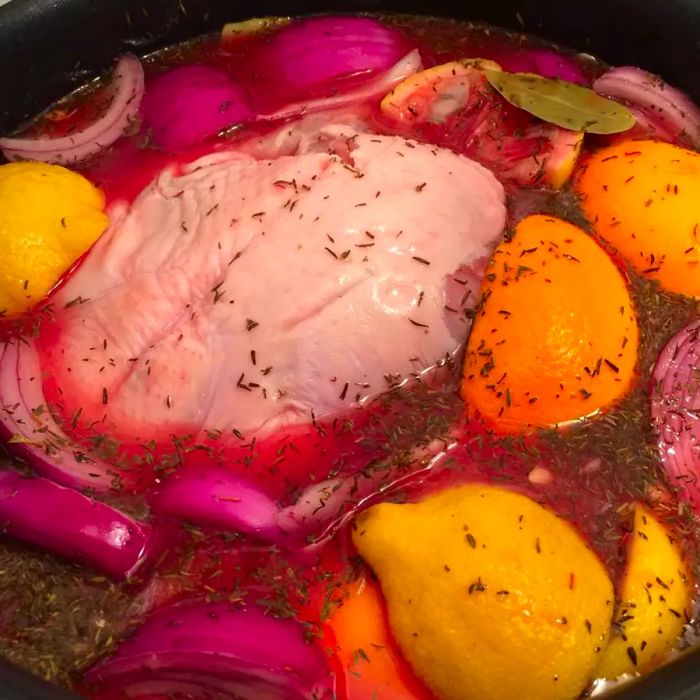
[0,541,134,687]
[221,16,290,40]
[482,69,636,134]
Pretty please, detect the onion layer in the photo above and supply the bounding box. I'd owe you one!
[149,466,280,539]
[259,49,422,123]
[651,321,700,505]
[0,469,158,579]
[0,340,115,491]
[594,66,700,148]
[0,55,145,164]
[277,435,457,549]
[142,65,254,150]
[82,602,332,699]
[260,16,410,93]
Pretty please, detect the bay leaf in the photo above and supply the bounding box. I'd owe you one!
[482,68,636,134]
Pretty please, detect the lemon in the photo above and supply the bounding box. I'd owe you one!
[0,162,108,315]
[596,505,693,679]
[380,60,501,125]
[353,484,614,700]
[545,130,584,189]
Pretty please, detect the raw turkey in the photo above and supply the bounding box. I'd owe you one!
[37,131,505,447]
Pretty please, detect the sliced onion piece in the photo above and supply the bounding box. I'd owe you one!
[149,466,280,539]
[0,340,115,491]
[142,65,254,150]
[0,469,158,579]
[594,66,700,149]
[0,55,145,164]
[277,435,458,549]
[259,50,423,123]
[82,602,333,700]
[651,321,700,505]
[260,16,410,93]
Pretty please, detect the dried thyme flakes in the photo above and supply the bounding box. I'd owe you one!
[628,271,699,378]
[0,542,137,688]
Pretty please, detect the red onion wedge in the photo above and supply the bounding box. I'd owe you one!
[652,321,700,506]
[0,469,158,579]
[0,55,145,164]
[277,434,458,550]
[499,48,589,84]
[259,16,410,94]
[82,602,333,700]
[259,50,423,123]
[142,65,254,150]
[594,66,700,149]
[0,340,115,491]
[149,466,280,540]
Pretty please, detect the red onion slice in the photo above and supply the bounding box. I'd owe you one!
[0,55,145,164]
[259,50,423,123]
[593,66,700,149]
[651,321,700,505]
[0,469,159,579]
[276,434,458,549]
[0,340,115,491]
[82,602,333,700]
[149,466,280,539]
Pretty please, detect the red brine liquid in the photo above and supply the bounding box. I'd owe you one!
[0,16,695,700]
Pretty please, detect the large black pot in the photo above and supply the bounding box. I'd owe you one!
[0,0,699,698]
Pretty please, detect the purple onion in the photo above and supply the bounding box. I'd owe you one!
[594,66,700,149]
[261,16,410,92]
[0,340,115,491]
[142,65,254,150]
[149,466,280,540]
[258,49,422,123]
[277,435,457,549]
[82,601,333,699]
[0,469,159,579]
[500,48,589,84]
[652,321,700,505]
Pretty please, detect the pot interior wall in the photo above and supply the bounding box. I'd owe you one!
[0,0,698,132]
[0,0,699,699]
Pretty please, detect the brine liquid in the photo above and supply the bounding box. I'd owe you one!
[0,15,698,696]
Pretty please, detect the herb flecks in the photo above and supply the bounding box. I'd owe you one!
[0,541,134,687]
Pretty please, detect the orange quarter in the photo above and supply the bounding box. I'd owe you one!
[461,214,639,433]
[575,139,700,298]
